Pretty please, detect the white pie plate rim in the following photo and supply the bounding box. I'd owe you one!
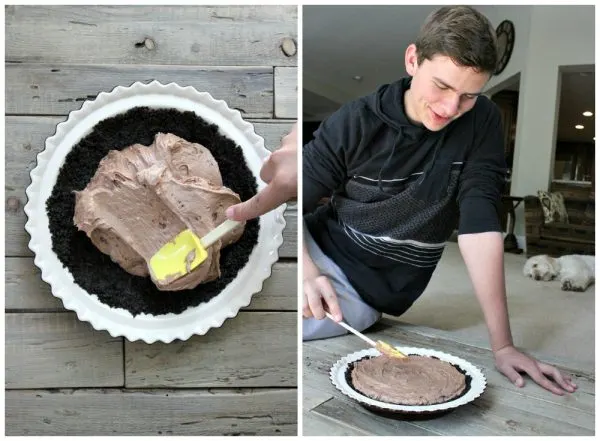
[23,80,286,344]
[330,346,487,413]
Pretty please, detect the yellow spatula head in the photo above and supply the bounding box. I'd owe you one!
[149,229,207,282]
[375,340,407,359]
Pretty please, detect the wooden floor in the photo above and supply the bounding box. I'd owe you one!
[303,319,595,436]
[5,5,298,436]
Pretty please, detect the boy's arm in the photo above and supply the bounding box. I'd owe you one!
[458,232,576,395]
[302,102,361,321]
[457,101,575,395]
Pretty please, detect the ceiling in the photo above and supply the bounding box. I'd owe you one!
[303,5,595,144]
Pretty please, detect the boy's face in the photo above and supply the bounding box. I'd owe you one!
[404,44,491,131]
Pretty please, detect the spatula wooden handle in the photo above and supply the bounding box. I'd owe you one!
[200,219,240,248]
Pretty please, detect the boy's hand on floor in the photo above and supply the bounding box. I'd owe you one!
[303,274,342,321]
[494,345,577,395]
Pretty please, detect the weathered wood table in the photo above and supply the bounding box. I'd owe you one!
[303,319,594,436]
[5,5,298,436]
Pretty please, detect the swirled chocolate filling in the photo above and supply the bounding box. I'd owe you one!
[351,355,466,405]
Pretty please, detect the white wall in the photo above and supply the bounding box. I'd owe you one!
[482,5,532,92]
[484,5,595,239]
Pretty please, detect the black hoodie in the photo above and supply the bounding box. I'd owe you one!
[303,77,507,316]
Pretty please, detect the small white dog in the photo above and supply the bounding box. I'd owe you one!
[523,254,595,292]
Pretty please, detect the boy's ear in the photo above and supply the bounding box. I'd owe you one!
[405,44,418,76]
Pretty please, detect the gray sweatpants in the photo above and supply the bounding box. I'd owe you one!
[302,225,381,341]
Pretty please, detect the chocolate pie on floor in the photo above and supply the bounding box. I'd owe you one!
[351,355,466,405]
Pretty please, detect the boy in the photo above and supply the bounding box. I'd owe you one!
[302,5,576,396]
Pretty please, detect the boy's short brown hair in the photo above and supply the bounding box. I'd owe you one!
[415,6,498,74]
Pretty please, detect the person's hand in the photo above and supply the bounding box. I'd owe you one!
[226,123,298,221]
[302,261,343,322]
[494,345,577,395]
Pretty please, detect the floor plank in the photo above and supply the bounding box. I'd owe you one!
[6,64,273,117]
[303,407,377,436]
[5,116,293,160]
[5,313,124,388]
[5,258,296,311]
[275,66,298,118]
[5,388,297,436]
[6,5,297,67]
[310,398,442,436]
[125,312,297,388]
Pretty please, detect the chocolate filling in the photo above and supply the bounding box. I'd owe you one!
[73,133,246,291]
[346,355,472,406]
[45,106,259,316]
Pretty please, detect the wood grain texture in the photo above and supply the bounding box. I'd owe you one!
[125,312,296,388]
[310,398,441,436]
[5,116,293,158]
[251,120,294,151]
[303,409,375,437]
[5,388,297,436]
[6,5,297,67]
[5,258,296,311]
[5,116,298,258]
[6,64,274,117]
[5,313,124,388]
[275,67,298,118]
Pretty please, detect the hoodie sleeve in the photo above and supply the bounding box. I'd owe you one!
[457,100,507,235]
[303,102,360,214]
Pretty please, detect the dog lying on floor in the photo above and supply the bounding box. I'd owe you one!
[523,254,595,292]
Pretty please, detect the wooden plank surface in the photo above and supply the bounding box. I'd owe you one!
[311,398,442,436]
[5,258,296,311]
[275,67,298,118]
[303,320,595,436]
[125,312,296,388]
[303,408,376,436]
[5,388,297,436]
[6,5,297,67]
[6,64,274,117]
[5,313,124,389]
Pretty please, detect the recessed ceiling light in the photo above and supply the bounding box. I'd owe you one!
[353,75,363,81]
[575,125,584,129]
[583,111,593,117]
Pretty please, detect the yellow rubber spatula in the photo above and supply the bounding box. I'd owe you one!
[324,312,407,358]
[148,219,240,283]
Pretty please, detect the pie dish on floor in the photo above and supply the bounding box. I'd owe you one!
[330,346,486,417]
